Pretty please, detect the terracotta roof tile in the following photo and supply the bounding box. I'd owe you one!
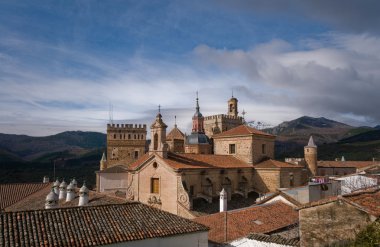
[247,233,299,246]
[257,191,303,207]
[193,201,298,243]
[213,125,275,138]
[343,188,380,217]
[128,153,152,170]
[254,159,304,169]
[166,127,185,140]
[5,190,126,212]
[165,152,253,170]
[0,183,51,210]
[0,202,209,246]
[318,161,377,169]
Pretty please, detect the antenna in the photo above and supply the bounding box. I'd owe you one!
[109,102,114,124]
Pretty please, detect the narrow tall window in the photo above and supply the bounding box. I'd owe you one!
[262,144,266,154]
[289,173,294,187]
[134,151,139,159]
[229,144,236,154]
[154,133,158,150]
[229,104,233,112]
[151,178,159,194]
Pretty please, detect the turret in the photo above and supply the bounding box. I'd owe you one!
[45,188,58,209]
[100,152,107,171]
[53,179,60,194]
[58,180,67,200]
[228,94,238,118]
[66,183,75,202]
[304,136,318,176]
[220,188,227,212]
[149,105,169,158]
[78,183,89,206]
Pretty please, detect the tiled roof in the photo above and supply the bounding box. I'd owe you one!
[193,201,298,244]
[129,152,253,171]
[5,190,126,212]
[247,233,299,246]
[296,196,339,210]
[318,161,376,169]
[97,164,128,173]
[213,125,275,138]
[167,126,185,140]
[254,159,304,169]
[0,202,209,247]
[165,152,253,170]
[0,183,51,211]
[257,191,303,207]
[344,188,380,217]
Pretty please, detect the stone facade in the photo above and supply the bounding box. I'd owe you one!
[213,131,275,164]
[299,200,374,247]
[184,143,212,155]
[106,124,147,168]
[204,114,243,138]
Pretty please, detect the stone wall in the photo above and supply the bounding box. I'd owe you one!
[318,167,356,176]
[184,144,212,154]
[299,200,374,247]
[253,169,281,193]
[167,139,184,153]
[203,114,242,137]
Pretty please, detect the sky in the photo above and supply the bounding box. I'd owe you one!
[1,0,380,136]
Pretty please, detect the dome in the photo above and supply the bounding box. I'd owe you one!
[46,189,58,201]
[53,179,60,187]
[59,180,67,188]
[193,111,203,117]
[186,133,210,145]
[79,184,89,194]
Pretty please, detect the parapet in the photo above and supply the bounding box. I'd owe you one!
[204,114,243,121]
[107,123,147,130]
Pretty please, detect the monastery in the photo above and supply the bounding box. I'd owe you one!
[96,95,311,218]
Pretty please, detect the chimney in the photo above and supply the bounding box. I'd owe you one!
[58,180,67,200]
[78,183,89,206]
[45,188,58,209]
[53,179,60,195]
[341,156,345,162]
[43,176,49,183]
[220,188,227,212]
[66,183,75,202]
[71,178,78,190]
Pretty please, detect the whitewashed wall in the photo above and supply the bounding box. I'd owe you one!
[99,173,128,193]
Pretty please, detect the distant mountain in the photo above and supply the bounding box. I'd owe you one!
[264,116,380,160]
[0,131,106,161]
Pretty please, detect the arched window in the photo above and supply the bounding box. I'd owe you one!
[229,104,233,112]
[154,133,158,150]
[114,134,116,139]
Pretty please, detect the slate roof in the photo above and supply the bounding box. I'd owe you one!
[254,159,304,169]
[213,125,275,138]
[0,183,51,211]
[318,161,376,169]
[166,126,185,140]
[0,202,209,247]
[193,201,298,244]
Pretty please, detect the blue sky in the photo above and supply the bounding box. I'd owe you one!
[1,0,380,136]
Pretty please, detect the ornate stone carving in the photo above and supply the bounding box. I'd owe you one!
[126,177,134,200]
[177,177,191,209]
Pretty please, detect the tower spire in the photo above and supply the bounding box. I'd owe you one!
[174,115,177,128]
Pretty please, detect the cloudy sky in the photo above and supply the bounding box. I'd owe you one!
[1,0,380,136]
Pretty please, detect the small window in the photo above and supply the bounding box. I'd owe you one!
[151,178,159,194]
[289,173,294,187]
[134,151,139,159]
[229,144,236,154]
[262,144,266,154]
[128,134,131,139]
[114,134,116,139]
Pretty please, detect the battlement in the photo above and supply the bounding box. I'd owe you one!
[107,123,147,130]
[204,114,243,121]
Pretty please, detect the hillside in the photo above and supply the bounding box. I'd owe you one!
[264,116,380,160]
[0,131,106,161]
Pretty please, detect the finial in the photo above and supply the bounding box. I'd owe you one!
[174,115,177,128]
[196,91,199,100]
[232,89,234,97]
[158,104,161,114]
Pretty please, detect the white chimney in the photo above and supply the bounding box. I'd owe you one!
[45,189,58,209]
[59,180,67,200]
[71,178,78,189]
[78,183,89,206]
[43,176,49,183]
[53,179,60,194]
[220,188,227,212]
[66,183,75,202]
[341,156,345,162]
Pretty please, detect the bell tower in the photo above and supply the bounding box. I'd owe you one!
[149,105,169,158]
[228,93,238,117]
